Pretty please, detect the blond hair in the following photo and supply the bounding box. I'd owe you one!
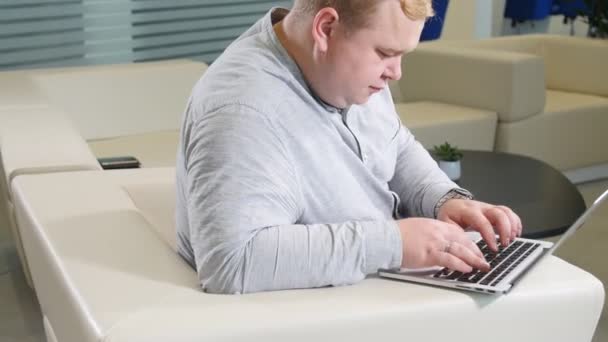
[292,0,434,28]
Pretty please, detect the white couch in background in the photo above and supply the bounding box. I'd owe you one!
[0,59,207,167]
[396,34,608,178]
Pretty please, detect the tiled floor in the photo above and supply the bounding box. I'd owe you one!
[0,243,44,342]
[0,180,607,342]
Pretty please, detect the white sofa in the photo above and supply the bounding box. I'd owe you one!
[11,167,605,342]
[0,59,207,166]
[0,60,206,284]
[0,107,102,285]
[396,34,608,173]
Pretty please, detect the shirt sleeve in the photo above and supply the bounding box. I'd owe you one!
[388,124,460,218]
[184,104,402,294]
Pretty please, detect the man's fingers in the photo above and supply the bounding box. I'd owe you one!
[512,208,523,236]
[462,211,499,252]
[435,231,490,272]
[443,217,458,226]
[484,207,512,247]
[436,251,473,273]
[443,227,485,259]
[465,238,485,260]
[449,241,490,271]
[497,206,520,241]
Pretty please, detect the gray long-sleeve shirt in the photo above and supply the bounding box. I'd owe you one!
[176,8,459,294]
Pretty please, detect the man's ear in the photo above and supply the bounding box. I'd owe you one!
[311,7,339,53]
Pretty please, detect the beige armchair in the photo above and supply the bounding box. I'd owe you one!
[393,34,608,174]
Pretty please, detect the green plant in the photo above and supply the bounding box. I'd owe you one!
[432,142,463,162]
[583,0,608,37]
[564,0,608,37]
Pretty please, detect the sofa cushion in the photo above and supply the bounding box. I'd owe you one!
[461,35,544,56]
[88,130,180,168]
[123,178,177,251]
[542,36,608,98]
[496,90,608,170]
[0,72,48,110]
[0,107,101,192]
[399,45,545,123]
[31,60,206,140]
[395,101,497,151]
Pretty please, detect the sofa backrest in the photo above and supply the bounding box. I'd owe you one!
[31,60,207,140]
[426,34,608,98]
[398,43,546,123]
[0,72,48,110]
[457,35,544,56]
[540,35,608,98]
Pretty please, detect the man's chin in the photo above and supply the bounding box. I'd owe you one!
[342,93,375,107]
[352,94,374,106]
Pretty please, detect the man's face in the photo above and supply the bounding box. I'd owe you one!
[319,1,425,108]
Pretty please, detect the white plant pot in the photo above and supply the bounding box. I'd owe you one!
[438,160,461,181]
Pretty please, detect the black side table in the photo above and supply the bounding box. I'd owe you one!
[455,151,586,239]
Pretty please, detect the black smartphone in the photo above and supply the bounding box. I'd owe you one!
[97,156,141,170]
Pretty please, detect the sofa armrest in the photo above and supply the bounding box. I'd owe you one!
[542,36,608,97]
[399,46,546,123]
[0,107,101,192]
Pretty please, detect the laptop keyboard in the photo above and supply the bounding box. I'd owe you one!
[432,239,542,287]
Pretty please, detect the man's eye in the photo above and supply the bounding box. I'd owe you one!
[377,50,389,58]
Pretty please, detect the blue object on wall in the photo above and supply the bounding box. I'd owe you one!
[504,0,553,23]
[420,0,449,41]
[551,0,589,19]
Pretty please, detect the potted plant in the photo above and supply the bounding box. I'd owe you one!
[433,142,464,181]
[561,0,608,38]
[583,0,608,37]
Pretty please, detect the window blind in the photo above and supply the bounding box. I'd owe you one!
[132,0,291,63]
[0,0,291,71]
[0,0,86,70]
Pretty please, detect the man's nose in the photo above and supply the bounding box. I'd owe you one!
[385,57,402,81]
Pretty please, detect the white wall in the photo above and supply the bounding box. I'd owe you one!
[441,0,502,40]
[441,0,589,40]
[501,16,590,37]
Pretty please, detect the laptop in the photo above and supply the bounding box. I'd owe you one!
[378,188,608,295]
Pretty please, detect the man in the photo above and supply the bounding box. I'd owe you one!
[176,0,522,294]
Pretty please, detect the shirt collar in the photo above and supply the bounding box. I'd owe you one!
[264,8,347,115]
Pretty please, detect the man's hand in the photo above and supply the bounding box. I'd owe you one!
[397,218,490,273]
[437,199,523,252]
